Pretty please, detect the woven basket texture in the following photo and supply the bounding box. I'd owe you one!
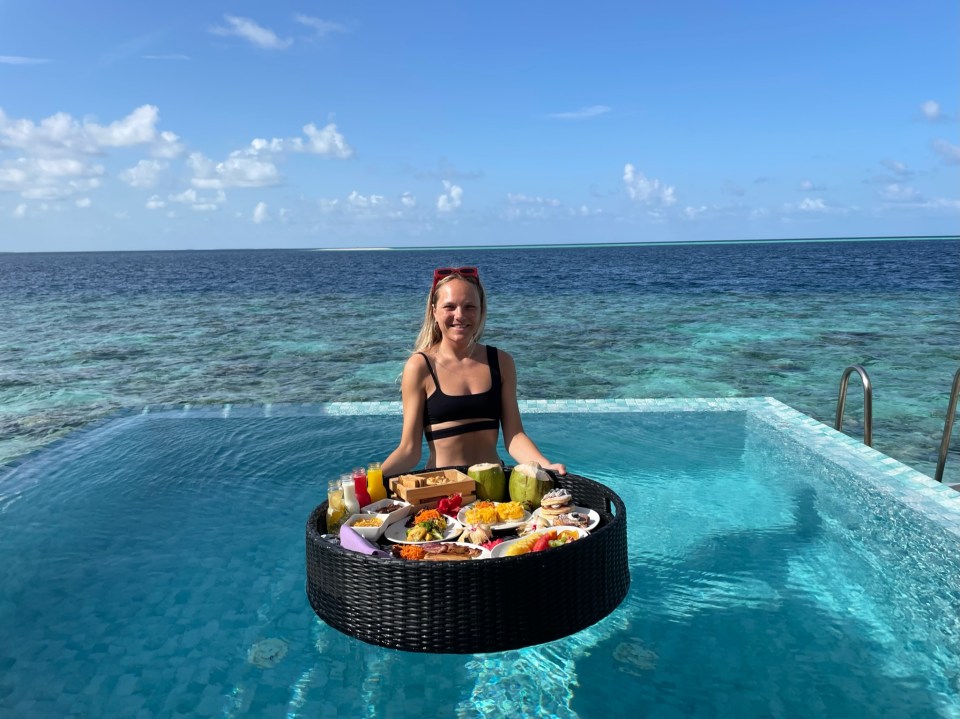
[305,469,629,653]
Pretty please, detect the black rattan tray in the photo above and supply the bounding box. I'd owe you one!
[305,469,629,653]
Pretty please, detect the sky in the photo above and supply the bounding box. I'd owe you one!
[0,1,957,251]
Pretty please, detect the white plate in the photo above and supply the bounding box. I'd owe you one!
[361,498,412,527]
[394,542,491,561]
[384,517,462,544]
[435,542,492,560]
[490,527,590,558]
[457,502,531,531]
[531,506,600,531]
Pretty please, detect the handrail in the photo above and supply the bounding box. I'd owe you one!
[934,368,960,483]
[835,364,873,447]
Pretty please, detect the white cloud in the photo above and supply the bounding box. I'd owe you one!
[153,130,184,159]
[623,164,676,206]
[252,201,269,223]
[216,156,280,187]
[783,197,848,215]
[347,190,384,209]
[191,122,351,190]
[878,184,922,202]
[880,159,913,177]
[0,156,104,199]
[169,188,199,204]
[0,104,176,159]
[683,205,709,219]
[798,198,828,212]
[572,204,601,216]
[0,165,29,186]
[210,15,292,50]
[168,187,225,211]
[798,179,826,192]
[145,195,165,210]
[29,158,89,177]
[507,193,561,207]
[924,198,960,211]
[12,203,26,218]
[0,55,52,65]
[75,197,91,208]
[188,151,280,189]
[504,193,563,220]
[437,181,463,212]
[547,105,612,120]
[294,14,348,37]
[119,159,168,188]
[933,139,960,164]
[400,192,416,208]
[920,100,942,121]
[245,138,286,155]
[299,123,353,158]
[86,105,159,147]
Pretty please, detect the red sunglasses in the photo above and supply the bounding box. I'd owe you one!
[431,266,479,294]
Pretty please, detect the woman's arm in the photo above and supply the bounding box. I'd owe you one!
[499,350,567,475]
[381,355,427,476]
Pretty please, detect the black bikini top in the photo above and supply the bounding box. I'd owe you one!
[420,345,502,441]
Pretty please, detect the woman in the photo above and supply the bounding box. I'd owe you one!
[381,266,566,476]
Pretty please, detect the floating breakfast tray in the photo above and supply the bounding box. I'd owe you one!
[305,467,630,654]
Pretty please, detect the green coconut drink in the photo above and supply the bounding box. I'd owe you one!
[468,462,507,502]
[508,462,554,510]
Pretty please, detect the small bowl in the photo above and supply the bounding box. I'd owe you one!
[343,514,386,540]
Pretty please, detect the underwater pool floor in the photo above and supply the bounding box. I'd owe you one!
[1,398,960,718]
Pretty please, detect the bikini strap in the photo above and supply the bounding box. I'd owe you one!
[486,345,501,384]
[418,352,441,388]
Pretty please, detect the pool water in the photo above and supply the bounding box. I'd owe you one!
[2,401,960,718]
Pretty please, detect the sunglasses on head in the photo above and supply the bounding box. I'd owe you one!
[431,266,479,294]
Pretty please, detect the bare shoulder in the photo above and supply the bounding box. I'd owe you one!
[493,347,517,377]
[403,352,430,377]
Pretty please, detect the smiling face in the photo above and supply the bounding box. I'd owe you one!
[432,277,484,345]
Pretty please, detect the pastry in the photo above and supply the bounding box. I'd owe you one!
[551,511,591,528]
[539,488,573,518]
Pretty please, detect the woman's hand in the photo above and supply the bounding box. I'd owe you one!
[543,462,567,475]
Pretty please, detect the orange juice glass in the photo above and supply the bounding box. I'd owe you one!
[367,462,387,503]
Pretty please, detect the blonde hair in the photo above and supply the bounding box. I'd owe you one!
[412,273,487,353]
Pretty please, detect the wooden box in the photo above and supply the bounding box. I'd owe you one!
[392,469,475,506]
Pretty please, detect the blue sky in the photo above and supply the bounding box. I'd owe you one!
[1,1,957,251]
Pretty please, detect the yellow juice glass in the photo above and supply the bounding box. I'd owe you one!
[326,480,346,533]
[367,462,387,503]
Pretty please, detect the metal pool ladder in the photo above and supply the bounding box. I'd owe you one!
[934,367,960,484]
[835,365,873,447]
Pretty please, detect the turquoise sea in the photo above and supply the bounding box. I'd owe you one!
[1,237,958,480]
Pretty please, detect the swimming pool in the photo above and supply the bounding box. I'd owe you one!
[1,398,959,718]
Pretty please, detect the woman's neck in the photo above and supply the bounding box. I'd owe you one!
[434,338,479,363]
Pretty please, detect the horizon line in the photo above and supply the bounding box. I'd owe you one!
[2,234,958,255]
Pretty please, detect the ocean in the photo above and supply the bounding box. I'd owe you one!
[1,237,958,480]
